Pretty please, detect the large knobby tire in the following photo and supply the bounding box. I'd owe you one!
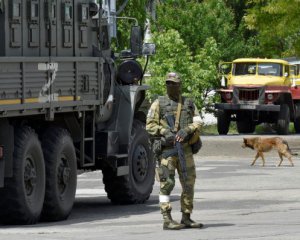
[294,103,300,133]
[277,104,290,135]
[40,127,77,221]
[0,126,45,225]
[217,109,230,135]
[102,120,155,204]
[236,120,256,134]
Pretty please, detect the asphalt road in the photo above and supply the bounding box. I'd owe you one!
[0,134,300,240]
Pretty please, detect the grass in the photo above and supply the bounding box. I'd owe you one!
[201,123,237,135]
[201,123,296,135]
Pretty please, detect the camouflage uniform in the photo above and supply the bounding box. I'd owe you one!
[146,72,203,230]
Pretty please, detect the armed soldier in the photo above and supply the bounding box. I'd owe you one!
[146,72,203,230]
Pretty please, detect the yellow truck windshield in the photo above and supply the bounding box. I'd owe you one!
[233,62,283,77]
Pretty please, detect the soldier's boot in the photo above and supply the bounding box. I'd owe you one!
[162,211,185,230]
[181,213,204,228]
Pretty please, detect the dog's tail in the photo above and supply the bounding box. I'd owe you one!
[283,140,298,156]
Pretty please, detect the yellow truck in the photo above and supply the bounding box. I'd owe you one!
[215,58,300,135]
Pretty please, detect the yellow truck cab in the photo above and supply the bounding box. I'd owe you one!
[215,58,300,135]
[229,58,293,86]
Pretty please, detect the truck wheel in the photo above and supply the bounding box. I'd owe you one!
[294,103,300,133]
[40,128,77,221]
[237,121,255,134]
[103,120,155,204]
[217,109,230,135]
[277,104,290,135]
[0,127,45,224]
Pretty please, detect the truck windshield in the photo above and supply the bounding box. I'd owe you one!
[233,63,283,76]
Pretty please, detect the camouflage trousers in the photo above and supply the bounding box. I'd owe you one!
[159,144,196,214]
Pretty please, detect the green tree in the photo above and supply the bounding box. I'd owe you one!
[245,0,300,57]
[154,0,258,60]
[146,30,220,113]
[147,0,259,113]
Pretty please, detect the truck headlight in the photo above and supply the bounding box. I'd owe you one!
[225,92,232,100]
[267,93,273,101]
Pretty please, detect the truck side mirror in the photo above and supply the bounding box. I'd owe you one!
[284,72,289,77]
[219,64,231,75]
[130,26,142,57]
[142,43,156,56]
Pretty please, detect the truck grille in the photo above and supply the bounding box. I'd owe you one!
[239,89,259,101]
[233,87,265,104]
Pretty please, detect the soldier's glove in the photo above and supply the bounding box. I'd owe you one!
[176,129,189,142]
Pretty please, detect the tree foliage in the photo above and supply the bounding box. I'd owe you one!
[245,0,300,57]
[146,0,258,112]
[111,0,300,114]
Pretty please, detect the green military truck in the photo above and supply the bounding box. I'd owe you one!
[0,0,156,224]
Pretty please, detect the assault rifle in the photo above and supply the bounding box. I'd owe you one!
[162,114,188,186]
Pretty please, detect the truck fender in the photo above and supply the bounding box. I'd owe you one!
[113,85,150,148]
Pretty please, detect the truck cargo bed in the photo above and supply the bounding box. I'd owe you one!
[0,57,111,118]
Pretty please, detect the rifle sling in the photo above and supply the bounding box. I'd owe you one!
[174,96,182,132]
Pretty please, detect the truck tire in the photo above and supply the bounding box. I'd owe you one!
[0,126,45,225]
[277,104,290,135]
[217,109,230,135]
[237,121,255,134]
[294,103,300,133]
[40,127,77,221]
[103,120,155,204]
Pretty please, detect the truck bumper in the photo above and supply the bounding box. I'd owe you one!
[215,103,281,112]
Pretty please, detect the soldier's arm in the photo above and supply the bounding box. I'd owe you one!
[185,103,202,134]
[146,100,168,136]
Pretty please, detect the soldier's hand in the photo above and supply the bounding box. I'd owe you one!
[176,129,188,142]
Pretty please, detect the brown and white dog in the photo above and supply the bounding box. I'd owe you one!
[242,137,295,167]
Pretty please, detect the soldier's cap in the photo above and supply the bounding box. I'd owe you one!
[166,72,181,83]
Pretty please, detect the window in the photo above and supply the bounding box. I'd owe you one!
[233,63,256,76]
[257,63,282,76]
[233,62,283,77]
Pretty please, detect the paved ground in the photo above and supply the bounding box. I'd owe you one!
[0,134,300,240]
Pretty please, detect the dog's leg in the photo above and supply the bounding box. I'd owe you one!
[277,152,284,167]
[283,152,294,167]
[259,152,265,167]
[280,151,294,167]
[251,152,259,166]
[288,157,294,167]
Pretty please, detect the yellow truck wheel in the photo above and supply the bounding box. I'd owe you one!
[217,109,230,135]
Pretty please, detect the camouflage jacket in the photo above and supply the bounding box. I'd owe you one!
[146,95,201,138]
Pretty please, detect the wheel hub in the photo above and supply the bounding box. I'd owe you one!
[24,158,37,196]
[132,145,148,182]
[57,157,70,194]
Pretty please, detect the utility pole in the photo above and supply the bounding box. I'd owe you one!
[147,0,156,20]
